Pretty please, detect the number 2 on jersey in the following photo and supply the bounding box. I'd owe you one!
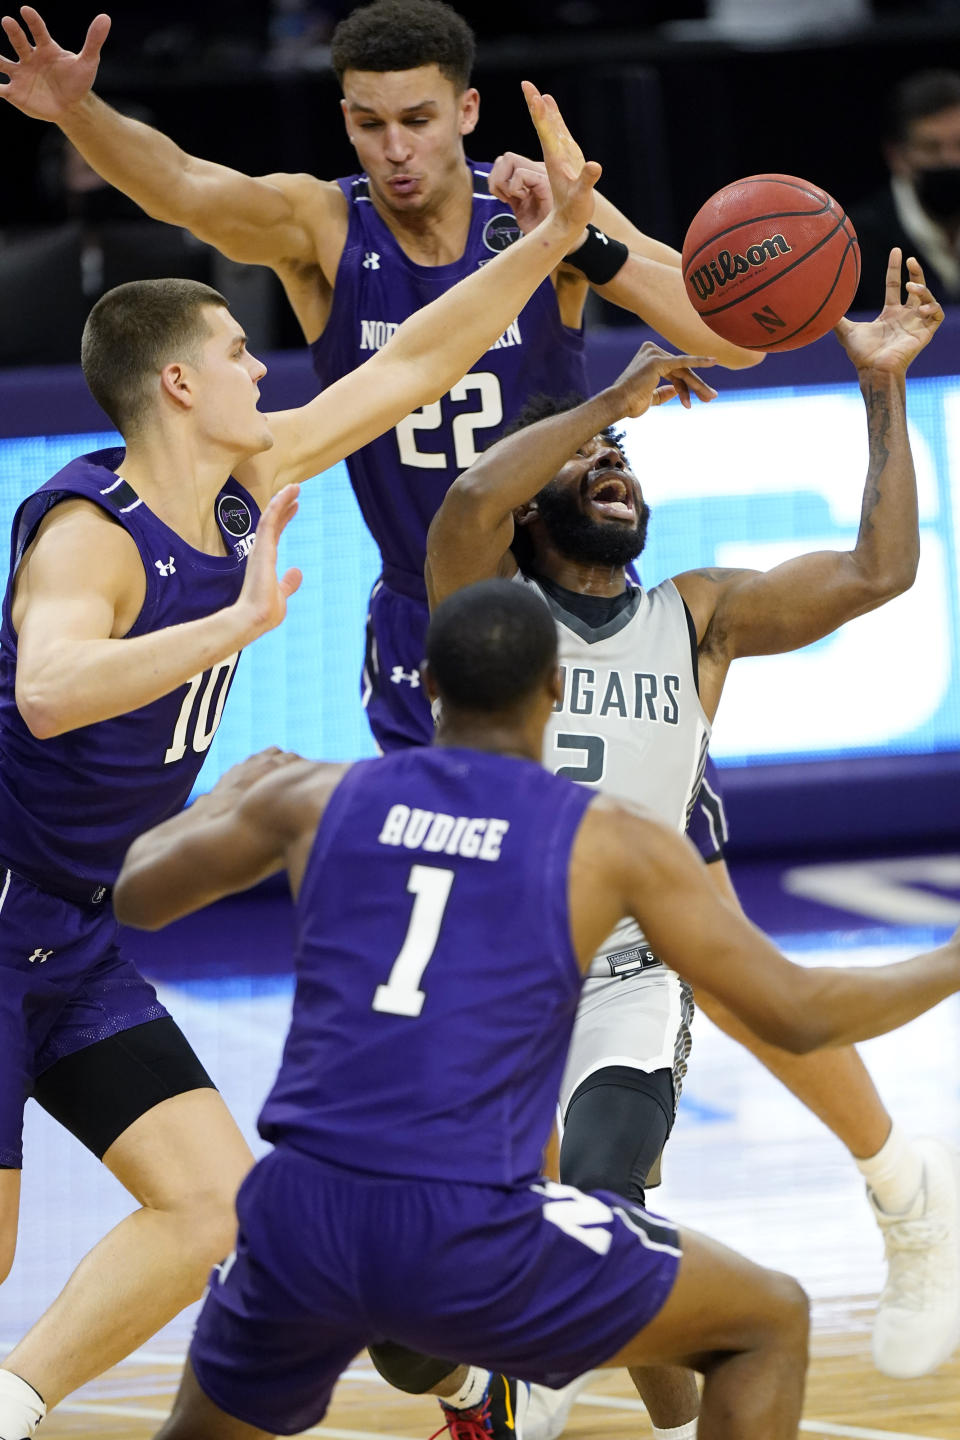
[396,373,504,471]
[372,864,455,1017]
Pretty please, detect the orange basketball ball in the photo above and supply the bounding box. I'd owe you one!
[681,174,860,351]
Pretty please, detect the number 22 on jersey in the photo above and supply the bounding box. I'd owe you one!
[396,373,503,471]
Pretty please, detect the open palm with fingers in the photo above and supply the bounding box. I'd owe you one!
[835,249,944,376]
[0,7,110,120]
[613,341,718,416]
[236,485,303,639]
[522,80,600,242]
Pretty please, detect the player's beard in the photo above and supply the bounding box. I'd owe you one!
[535,481,650,568]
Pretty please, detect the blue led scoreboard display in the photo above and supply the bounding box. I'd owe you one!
[0,371,956,791]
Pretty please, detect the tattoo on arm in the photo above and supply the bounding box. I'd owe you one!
[861,382,892,533]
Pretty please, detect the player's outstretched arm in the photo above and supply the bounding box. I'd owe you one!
[672,250,943,675]
[14,487,301,737]
[590,253,764,369]
[426,341,716,607]
[115,750,339,928]
[584,801,960,1053]
[244,84,602,494]
[0,7,332,270]
[488,151,763,369]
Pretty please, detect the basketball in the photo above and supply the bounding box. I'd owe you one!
[681,174,860,352]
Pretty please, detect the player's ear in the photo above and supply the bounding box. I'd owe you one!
[514,500,538,527]
[420,660,440,705]
[549,665,563,706]
[159,363,193,411]
[459,87,479,137]
[340,98,356,148]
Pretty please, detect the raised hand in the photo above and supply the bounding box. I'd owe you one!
[522,80,600,245]
[235,484,303,639]
[203,746,302,809]
[613,341,718,417]
[834,249,944,376]
[0,7,109,119]
[488,151,552,235]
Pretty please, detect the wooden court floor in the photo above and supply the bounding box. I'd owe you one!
[39,1329,960,1439]
[5,927,960,1439]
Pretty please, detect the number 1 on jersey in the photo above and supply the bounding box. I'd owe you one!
[372,864,455,1017]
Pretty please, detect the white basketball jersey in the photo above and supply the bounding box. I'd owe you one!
[517,573,711,979]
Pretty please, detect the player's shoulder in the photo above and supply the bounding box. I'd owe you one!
[26,494,136,558]
[260,172,349,231]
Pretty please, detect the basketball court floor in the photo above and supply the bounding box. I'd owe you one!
[3,846,959,1439]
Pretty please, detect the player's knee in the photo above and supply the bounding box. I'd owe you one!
[764,1271,810,1360]
[161,1184,239,1283]
[560,1071,671,1204]
[0,1228,16,1286]
[367,1341,459,1395]
[0,1191,19,1285]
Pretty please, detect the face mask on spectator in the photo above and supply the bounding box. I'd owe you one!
[914,165,960,225]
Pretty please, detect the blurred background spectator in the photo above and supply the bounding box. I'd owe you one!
[3,0,960,365]
[0,103,288,366]
[0,108,214,365]
[850,71,960,308]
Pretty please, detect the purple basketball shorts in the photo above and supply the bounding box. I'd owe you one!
[361,579,434,752]
[0,865,168,1167]
[190,1146,682,1435]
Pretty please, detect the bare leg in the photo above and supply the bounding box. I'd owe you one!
[0,1170,21,1286]
[606,1227,809,1440]
[429,1365,469,1397]
[3,1089,252,1407]
[698,987,891,1156]
[700,857,891,1156]
[628,1364,699,1429]
[154,1357,273,1440]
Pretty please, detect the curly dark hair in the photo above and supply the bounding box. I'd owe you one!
[331,0,475,90]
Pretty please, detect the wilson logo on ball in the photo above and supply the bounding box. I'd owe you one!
[688,234,792,301]
[681,173,860,352]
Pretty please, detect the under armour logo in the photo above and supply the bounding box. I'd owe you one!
[362,251,381,270]
[390,665,420,689]
[28,948,53,965]
[155,557,176,577]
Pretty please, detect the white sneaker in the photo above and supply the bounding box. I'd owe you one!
[870,1137,960,1378]
[523,1373,595,1440]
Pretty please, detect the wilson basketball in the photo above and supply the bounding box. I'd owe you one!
[681,174,860,352]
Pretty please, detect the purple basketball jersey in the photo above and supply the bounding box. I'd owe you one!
[310,165,588,600]
[258,747,593,1185]
[0,449,260,897]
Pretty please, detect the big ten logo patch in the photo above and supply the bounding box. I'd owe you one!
[482,212,522,253]
[217,494,255,560]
